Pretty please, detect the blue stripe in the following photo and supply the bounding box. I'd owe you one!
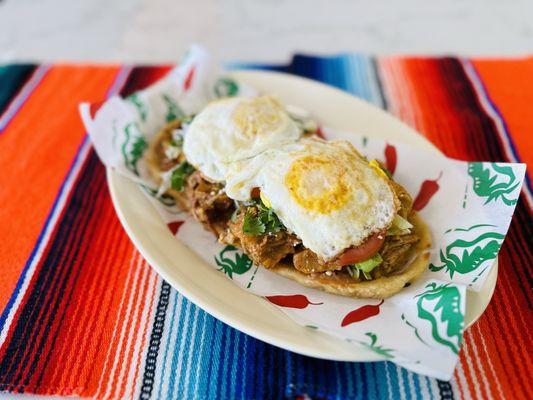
[146,53,463,399]
[401,366,413,399]
[0,66,127,334]
[386,362,401,399]
[425,376,435,399]
[155,291,179,399]
[167,297,191,396]
[413,372,423,400]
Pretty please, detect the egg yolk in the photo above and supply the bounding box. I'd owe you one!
[285,155,351,214]
[233,96,285,138]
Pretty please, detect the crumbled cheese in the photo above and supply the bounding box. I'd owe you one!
[164,144,181,160]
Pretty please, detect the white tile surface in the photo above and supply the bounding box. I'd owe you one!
[0,0,532,64]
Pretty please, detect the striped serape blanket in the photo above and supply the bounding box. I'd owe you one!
[0,54,531,399]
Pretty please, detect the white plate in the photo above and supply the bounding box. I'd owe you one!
[107,70,497,362]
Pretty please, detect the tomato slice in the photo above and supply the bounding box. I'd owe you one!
[337,232,385,266]
[250,187,261,199]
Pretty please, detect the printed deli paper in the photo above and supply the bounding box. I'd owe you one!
[79,46,526,380]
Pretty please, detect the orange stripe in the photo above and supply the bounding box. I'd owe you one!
[115,264,156,399]
[108,253,148,399]
[472,58,533,169]
[93,249,140,398]
[0,65,119,313]
[453,367,465,400]
[46,203,133,393]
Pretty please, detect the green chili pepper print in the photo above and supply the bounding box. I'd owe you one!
[162,94,185,122]
[430,224,504,278]
[215,245,253,279]
[468,162,520,206]
[416,283,463,354]
[121,122,147,176]
[357,332,394,359]
[214,77,239,98]
[127,93,148,122]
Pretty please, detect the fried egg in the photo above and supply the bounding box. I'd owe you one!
[183,95,302,181]
[225,138,398,260]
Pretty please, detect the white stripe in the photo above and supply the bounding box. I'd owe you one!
[384,363,393,400]
[364,57,386,108]
[181,305,201,400]
[407,371,417,400]
[171,298,194,398]
[125,267,159,399]
[464,329,494,399]
[455,357,471,399]
[111,256,151,399]
[0,137,90,347]
[0,65,131,348]
[192,311,209,398]
[0,65,50,130]
[94,250,138,398]
[461,58,532,208]
[473,323,504,399]
[157,291,183,400]
[46,210,125,387]
[101,252,145,399]
[428,377,441,400]
[461,335,484,399]
[419,377,431,400]
[206,319,225,398]
[395,365,407,400]
[449,374,462,400]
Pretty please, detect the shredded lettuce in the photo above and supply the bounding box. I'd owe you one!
[387,214,413,236]
[347,253,383,280]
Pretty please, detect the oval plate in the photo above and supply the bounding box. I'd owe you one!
[107,70,497,362]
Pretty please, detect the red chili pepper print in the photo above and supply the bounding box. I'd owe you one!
[316,126,326,139]
[413,171,443,211]
[89,100,105,118]
[183,65,196,91]
[266,295,323,309]
[341,299,384,327]
[384,143,397,175]
[167,221,184,235]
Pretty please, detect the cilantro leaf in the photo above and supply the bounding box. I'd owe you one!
[171,162,195,191]
[243,209,266,236]
[242,197,285,236]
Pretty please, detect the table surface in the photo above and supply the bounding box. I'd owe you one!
[0,0,532,65]
[0,1,531,399]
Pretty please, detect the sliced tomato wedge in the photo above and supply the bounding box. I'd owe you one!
[250,187,261,199]
[337,232,385,266]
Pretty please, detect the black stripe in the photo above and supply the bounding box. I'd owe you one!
[0,150,103,389]
[121,66,169,98]
[0,64,37,115]
[437,379,455,400]
[0,65,151,390]
[139,281,171,400]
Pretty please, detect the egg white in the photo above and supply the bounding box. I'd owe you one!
[183,95,301,181]
[225,138,398,260]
